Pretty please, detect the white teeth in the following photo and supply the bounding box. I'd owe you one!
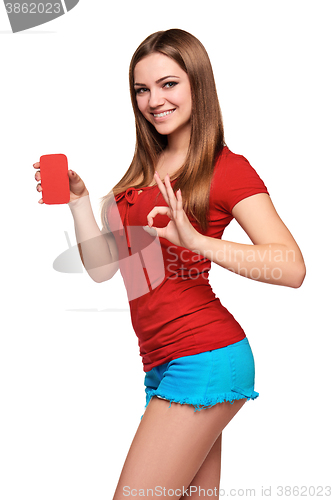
[153,109,174,118]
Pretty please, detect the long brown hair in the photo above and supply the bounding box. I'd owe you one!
[101,28,226,233]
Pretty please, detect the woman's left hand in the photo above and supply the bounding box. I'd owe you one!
[143,172,202,251]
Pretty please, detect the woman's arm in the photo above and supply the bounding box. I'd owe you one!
[35,163,119,283]
[146,173,306,289]
[192,193,306,288]
[69,195,119,283]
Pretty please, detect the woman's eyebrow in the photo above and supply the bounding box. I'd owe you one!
[134,75,180,87]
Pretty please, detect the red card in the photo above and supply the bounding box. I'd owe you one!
[40,154,70,204]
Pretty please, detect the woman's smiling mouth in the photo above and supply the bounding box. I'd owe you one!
[152,109,176,118]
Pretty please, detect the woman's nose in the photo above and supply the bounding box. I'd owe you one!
[149,88,164,109]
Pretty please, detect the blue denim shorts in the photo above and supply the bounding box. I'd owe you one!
[143,337,258,413]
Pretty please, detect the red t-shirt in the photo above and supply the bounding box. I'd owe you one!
[107,146,269,372]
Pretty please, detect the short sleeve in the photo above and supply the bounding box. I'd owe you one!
[213,149,269,215]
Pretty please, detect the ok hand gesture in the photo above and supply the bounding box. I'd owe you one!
[144,172,202,251]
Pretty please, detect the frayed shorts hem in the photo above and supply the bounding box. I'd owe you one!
[145,389,259,412]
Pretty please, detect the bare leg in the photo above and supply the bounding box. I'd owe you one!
[179,433,222,500]
[113,397,246,500]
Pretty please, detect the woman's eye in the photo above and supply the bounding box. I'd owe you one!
[164,82,178,89]
[135,88,148,95]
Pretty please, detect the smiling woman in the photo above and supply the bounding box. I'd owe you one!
[34,27,305,500]
[96,28,306,499]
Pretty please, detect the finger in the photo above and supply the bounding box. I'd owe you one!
[175,189,185,221]
[154,172,169,205]
[35,171,41,182]
[164,174,178,212]
[155,172,177,211]
[164,175,184,217]
[146,206,170,226]
[176,188,183,209]
[38,197,44,204]
[142,225,158,237]
[36,182,42,192]
[33,162,40,169]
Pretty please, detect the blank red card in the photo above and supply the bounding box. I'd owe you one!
[40,154,70,204]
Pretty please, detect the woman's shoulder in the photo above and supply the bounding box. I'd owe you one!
[211,146,269,214]
[214,146,252,173]
[213,146,267,185]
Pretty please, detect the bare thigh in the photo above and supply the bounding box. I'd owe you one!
[179,432,222,500]
[113,396,246,500]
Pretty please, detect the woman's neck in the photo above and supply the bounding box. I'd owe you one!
[165,124,191,156]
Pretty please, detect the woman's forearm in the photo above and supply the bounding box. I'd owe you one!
[193,235,306,288]
[69,195,118,283]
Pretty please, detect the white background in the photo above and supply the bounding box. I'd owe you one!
[1,1,332,499]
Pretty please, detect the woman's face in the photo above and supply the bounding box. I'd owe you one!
[133,52,192,142]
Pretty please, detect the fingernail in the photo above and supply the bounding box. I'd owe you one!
[143,225,157,237]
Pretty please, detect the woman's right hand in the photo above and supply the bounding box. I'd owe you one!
[33,162,89,204]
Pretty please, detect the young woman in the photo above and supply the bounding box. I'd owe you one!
[34,29,306,499]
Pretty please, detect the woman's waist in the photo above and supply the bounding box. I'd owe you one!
[130,291,242,343]
[138,317,245,372]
